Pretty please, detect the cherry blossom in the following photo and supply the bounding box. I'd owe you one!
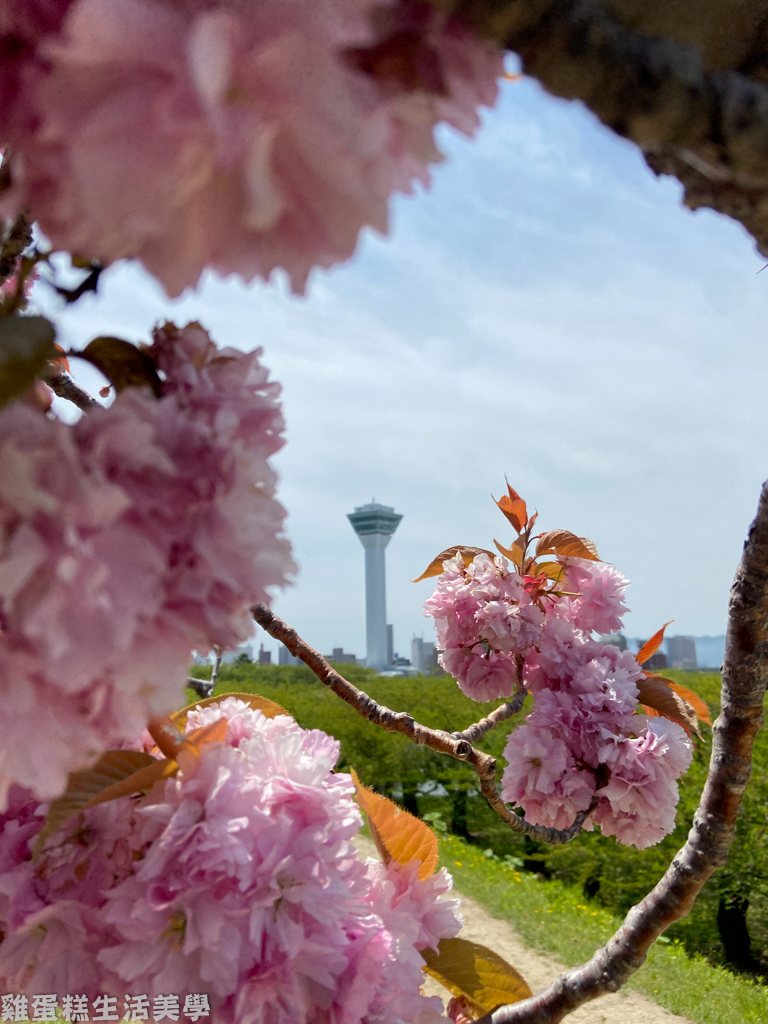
[0,701,462,1023]
[1,0,502,295]
[0,325,293,807]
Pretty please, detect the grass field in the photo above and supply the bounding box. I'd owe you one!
[437,832,768,1024]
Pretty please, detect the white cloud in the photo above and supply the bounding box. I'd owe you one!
[34,74,768,660]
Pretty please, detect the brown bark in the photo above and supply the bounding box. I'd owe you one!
[427,0,768,259]
[46,371,100,411]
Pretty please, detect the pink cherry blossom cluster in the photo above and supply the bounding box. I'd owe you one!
[424,553,546,702]
[0,699,461,1024]
[0,0,503,296]
[425,553,692,847]
[0,323,294,808]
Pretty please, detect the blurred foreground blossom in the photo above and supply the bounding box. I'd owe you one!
[0,325,294,807]
[1,0,503,295]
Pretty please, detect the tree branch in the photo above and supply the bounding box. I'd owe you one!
[428,0,768,260]
[252,603,594,845]
[0,212,32,286]
[454,690,526,743]
[46,371,100,411]
[480,479,768,1023]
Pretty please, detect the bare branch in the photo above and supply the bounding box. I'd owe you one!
[454,690,526,744]
[252,603,594,845]
[211,648,223,689]
[46,371,100,411]
[187,676,214,700]
[481,480,768,1023]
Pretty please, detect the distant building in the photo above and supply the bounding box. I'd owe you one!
[347,502,402,669]
[411,636,438,674]
[326,647,357,665]
[599,632,628,651]
[387,624,394,667]
[257,644,271,666]
[278,645,300,667]
[667,636,698,672]
[694,635,725,670]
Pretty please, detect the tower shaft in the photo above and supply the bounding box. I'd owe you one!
[347,502,402,671]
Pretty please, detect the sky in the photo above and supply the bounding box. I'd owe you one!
[35,68,768,663]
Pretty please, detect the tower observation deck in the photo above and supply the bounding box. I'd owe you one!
[347,503,402,670]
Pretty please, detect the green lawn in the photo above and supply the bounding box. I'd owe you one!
[438,832,768,1024]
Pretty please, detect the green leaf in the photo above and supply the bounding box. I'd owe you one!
[0,315,56,407]
[79,336,162,396]
[352,769,438,879]
[172,691,292,728]
[421,937,532,1014]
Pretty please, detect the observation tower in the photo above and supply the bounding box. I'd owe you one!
[347,502,402,670]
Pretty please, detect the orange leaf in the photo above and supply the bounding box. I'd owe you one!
[352,769,438,879]
[669,682,712,726]
[636,621,674,666]
[534,530,600,561]
[82,757,179,810]
[413,546,495,583]
[494,483,528,534]
[179,717,229,758]
[172,691,291,729]
[421,937,532,1014]
[636,675,699,738]
[34,750,166,856]
[493,537,526,569]
[50,344,70,372]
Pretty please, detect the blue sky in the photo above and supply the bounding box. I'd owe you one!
[37,71,768,662]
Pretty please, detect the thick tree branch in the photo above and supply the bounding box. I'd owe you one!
[428,0,768,259]
[252,603,594,845]
[479,480,768,1023]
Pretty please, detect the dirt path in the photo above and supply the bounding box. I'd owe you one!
[353,836,691,1024]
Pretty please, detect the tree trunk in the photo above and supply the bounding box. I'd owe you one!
[717,895,759,972]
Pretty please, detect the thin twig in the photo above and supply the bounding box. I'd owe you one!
[252,603,594,846]
[210,648,223,689]
[46,371,100,411]
[454,690,526,744]
[482,480,768,1023]
[0,212,32,286]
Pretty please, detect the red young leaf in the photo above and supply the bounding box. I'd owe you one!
[534,530,600,561]
[636,621,674,666]
[636,675,699,737]
[413,545,495,583]
[669,682,712,726]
